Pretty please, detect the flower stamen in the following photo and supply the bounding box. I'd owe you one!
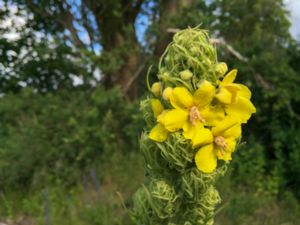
[189,106,205,126]
[214,136,228,150]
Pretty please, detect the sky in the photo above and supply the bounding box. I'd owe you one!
[285,0,300,39]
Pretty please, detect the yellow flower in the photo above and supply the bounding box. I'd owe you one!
[195,116,241,173]
[215,69,256,123]
[157,81,225,142]
[148,99,169,142]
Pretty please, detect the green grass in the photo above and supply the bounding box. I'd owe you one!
[0,151,144,225]
[1,151,299,225]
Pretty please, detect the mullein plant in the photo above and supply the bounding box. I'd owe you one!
[132,28,255,225]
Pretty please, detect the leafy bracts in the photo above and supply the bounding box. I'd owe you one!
[132,28,255,225]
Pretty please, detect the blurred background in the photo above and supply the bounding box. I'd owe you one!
[0,0,299,224]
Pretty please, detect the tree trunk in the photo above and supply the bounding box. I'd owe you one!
[86,1,143,99]
[154,0,193,57]
[24,0,194,99]
[89,0,193,99]
[100,25,142,99]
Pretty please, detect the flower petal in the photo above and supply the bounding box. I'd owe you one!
[170,87,193,109]
[151,99,164,118]
[193,81,216,109]
[221,69,237,86]
[149,123,169,142]
[226,138,237,153]
[222,124,241,139]
[216,147,231,161]
[236,84,252,99]
[215,87,232,104]
[225,96,256,123]
[212,116,239,136]
[225,83,242,92]
[201,105,225,126]
[157,109,188,132]
[195,144,217,173]
[183,122,213,148]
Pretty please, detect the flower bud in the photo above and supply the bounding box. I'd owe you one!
[164,55,171,64]
[151,99,163,117]
[158,71,171,82]
[190,46,200,55]
[180,70,193,80]
[162,87,173,101]
[151,82,162,97]
[162,71,170,78]
[174,54,181,62]
[216,62,228,76]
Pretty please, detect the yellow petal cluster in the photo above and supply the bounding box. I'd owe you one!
[148,99,169,142]
[148,68,255,173]
[215,70,256,123]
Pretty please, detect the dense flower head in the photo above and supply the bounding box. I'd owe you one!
[133,28,255,225]
[147,29,255,173]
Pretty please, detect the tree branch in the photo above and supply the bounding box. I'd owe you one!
[80,4,97,51]
[131,0,145,20]
[122,62,145,94]
[58,0,85,48]
[154,0,193,57]
[26,1,85,49]
[211,37,277,92]
[210,38,249,62]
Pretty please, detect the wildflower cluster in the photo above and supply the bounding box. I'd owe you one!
[132,28,255,225]
[149,67,255,172]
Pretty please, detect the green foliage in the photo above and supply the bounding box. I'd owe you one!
[0,5,93,93]
[0,38,90,92]
[0,150,144,225]
[216,0,300,200]
[0,87,142,190]
[215,174,300,225]
[1,152,300,225]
